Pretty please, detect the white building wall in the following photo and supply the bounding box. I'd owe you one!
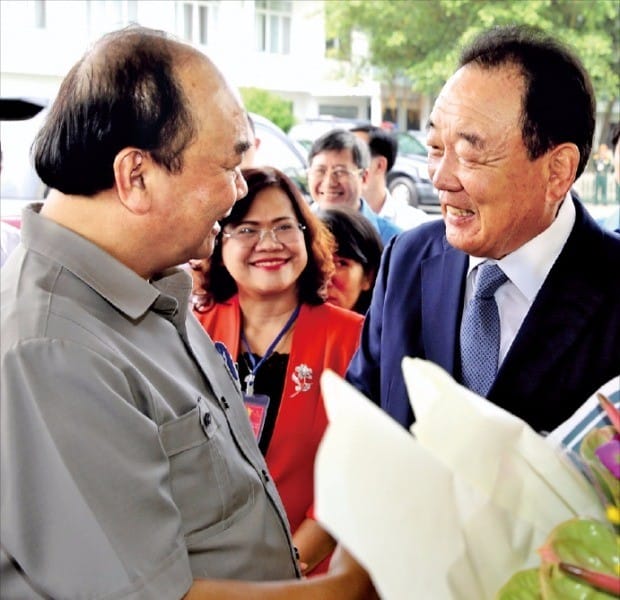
[0,0,381,125]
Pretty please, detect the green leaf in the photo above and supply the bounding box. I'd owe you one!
[239,88,294,133]
[539,518,619,598]
[495,568,542,599]
[326,0,620,101]
[540,562,618,600]
[580,426,620,508]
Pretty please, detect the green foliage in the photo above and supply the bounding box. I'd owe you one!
[495,568,541,599]
[326,0,619,104]
[239,87,294,133]
[496,519,620,599]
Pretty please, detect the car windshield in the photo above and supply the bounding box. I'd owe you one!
[1,99,48,201]
[288,118,372,150]
[254,122,306,172]
[396,132,427,157]
[251,114,309,198]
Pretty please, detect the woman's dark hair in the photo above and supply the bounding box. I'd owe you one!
[33,26,196,196]
[459,25,595,178]
[195,167,335,306]
[317,206,383,314]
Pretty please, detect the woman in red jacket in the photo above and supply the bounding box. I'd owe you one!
[191,167,364,575]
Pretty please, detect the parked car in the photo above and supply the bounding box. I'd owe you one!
[288,116,371,152]
[0,97,49,228]
[389,153,439,211]
[289,117,440,212]
[410,129,428,146]
[250,112,309,197]
[0,101,309,228]
[395,130,428,157]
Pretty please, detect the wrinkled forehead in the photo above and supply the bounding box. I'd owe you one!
[430,63,524,134]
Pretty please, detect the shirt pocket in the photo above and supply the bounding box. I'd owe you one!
[159,395,255,538]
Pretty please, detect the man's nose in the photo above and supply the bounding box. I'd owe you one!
[429,152,460,191]
[236,170,248,200]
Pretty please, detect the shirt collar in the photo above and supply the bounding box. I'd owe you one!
[378,190,397,219]
[21,203,192,320]
[359,197,381,226]
[467,192,575,301]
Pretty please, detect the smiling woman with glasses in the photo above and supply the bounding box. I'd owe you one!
[190,166,364,576]
[221,220,307,247]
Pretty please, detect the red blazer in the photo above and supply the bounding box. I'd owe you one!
[195,297,363,536]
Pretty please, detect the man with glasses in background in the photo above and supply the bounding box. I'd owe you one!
[307,129,402,245]
[351,124,430,231]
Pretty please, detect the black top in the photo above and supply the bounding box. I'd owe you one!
[238,351,289,454]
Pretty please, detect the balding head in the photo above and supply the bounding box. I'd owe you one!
[33,26,223,196]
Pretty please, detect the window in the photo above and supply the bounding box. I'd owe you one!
[406,109,421,130]
[180,1,217,46]
[319,105,359,119]
[255,0,291,55]
[33,0,46,28]
[88,1,138,29]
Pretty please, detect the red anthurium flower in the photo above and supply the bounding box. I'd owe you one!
[598,393,620,433]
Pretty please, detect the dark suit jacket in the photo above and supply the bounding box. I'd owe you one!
[346,197,620,433]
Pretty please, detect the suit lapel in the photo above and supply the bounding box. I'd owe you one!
[421,241,468,374]
[491,199,604,399]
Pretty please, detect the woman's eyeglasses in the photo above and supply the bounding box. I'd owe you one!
[221,221,306,248]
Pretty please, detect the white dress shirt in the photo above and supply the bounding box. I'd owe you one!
[379,190,431,230]
[464,193,576,364]
[1,221,21,267]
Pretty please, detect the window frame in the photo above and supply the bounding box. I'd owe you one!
[255,0,292,55]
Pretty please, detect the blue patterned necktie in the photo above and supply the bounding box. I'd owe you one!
[460,263,508,396]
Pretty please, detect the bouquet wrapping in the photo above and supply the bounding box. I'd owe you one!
[314,358,617,599]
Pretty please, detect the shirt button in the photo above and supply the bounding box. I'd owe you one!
[203,412,212,428]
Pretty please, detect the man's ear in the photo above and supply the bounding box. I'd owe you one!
[375,156,388,174]
[113,148,152,215]
[546,143,579,203]
[360,167,370,185]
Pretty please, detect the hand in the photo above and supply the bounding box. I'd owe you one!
[188,259,212,313]
[292,517,336,575]
[184,544,379,599]
[328,545,380,600]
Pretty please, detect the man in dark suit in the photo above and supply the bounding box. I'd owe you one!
[346,25,620,434]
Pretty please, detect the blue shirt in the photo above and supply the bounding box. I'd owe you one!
[359,197,403,244]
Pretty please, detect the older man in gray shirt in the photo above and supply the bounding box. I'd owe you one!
[0,27,375,600]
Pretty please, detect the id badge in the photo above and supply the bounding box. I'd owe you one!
[243,393,270,441]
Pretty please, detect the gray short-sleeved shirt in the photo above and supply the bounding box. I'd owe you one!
[1,205,299,599]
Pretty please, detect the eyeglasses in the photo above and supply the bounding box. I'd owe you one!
[307,166,363,182]
[221,221,306,248]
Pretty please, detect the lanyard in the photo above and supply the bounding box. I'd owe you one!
[241,304,301,396]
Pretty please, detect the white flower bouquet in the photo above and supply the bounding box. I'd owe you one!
[314,359,619,599]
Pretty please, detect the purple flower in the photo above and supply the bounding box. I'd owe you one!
[595,434,620,479]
